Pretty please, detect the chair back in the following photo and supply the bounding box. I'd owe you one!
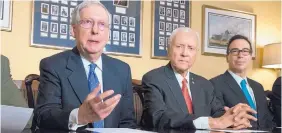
[24,74,40,108]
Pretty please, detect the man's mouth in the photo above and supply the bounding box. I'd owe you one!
[88,40,100,44]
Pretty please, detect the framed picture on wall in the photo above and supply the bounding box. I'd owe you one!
[0,1,13,31]
[202,5,256,58]
[151,1,191,59]
[31,1,143,57]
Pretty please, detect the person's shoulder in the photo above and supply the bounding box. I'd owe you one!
[274,77,281,86]
[1,55,8,61]
[102,54,129,68]
[191,72,209,83]
[40,50,74,69]
[41,50,73,63]
[247,78,261,85]
[1,55,9,65]
[143,66,166,80]
[247,78,264,89]
[210,73,225,83]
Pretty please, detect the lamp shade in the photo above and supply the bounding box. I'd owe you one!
[262,43,281,68]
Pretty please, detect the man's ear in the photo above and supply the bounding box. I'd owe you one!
[71,25,76,38]
[226,56,229,63]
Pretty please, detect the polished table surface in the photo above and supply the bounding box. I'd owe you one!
[19,127,281,133]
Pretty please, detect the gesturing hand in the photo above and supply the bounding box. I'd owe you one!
[78,84,121,125]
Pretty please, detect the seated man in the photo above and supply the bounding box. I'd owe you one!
[142,27,257,130]
[34,1,136,130]
[1,55,27,107]
[210,35,275,129]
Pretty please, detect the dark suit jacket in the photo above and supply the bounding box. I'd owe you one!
[34,47,136,130]
[270,77,281,126]
[210,71,275,129]
[141,63,225,129]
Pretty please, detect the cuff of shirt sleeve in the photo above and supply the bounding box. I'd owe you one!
[68,108,86,130]
[193,117,210,129]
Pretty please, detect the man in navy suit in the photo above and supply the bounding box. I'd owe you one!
[210,35,275,129]
[34,1,136,130]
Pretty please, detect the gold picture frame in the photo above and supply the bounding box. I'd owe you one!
[202,5,257,59]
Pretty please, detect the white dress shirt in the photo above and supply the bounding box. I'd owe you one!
[173,70,210,129]
[228,70,257,107]
[68,55,103,130]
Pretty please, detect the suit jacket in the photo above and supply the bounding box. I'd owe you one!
[270,77,281,126]
[34,47,136,130]
[210,71,275,129]
[1,55,28,107]
[141,63,225,129]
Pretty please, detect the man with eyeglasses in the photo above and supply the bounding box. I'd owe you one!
[34,1,136,130]
[142,28,257,130]
[210,35,275,129]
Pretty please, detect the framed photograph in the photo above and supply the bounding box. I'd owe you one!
[113,31,119,41]
[50,22,58,33]
[1,1,12,31]
[202,5,256,58]
[51,5,59,16]
[121,16,128,26]
[151,1,190,59]
[113,0,129,8]
[40,21,48,32]
[60,24,67,34]
[121,32,127,42]
[129,33,135,42]
[166,8,172,17]
[113,15,120,25]
[41,3,49,14]
[159,21,165,31]
[173,9,178,18]
[129,17,135,27]
[180,10,185,19]
[60,6,68,17]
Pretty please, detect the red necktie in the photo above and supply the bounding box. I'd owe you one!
[182,78,193,114]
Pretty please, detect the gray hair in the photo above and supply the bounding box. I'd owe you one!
[71,0,111,25]
[169,27,200,47]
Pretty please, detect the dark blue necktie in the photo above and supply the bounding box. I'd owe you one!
[88,63,104,128]
[240,79,256,112]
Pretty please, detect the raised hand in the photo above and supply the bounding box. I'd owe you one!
[78,84,121,124]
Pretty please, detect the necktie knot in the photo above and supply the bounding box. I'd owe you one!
[240,79,247,86]
[89,63,97,71]
[182,78,187,84]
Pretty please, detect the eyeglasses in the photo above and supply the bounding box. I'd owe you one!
[79,19,109,31]
[228,48,252,56]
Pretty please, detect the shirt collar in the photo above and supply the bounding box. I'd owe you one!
[228,70,248,85]
[171,65,190,83]
[80,55,103,71]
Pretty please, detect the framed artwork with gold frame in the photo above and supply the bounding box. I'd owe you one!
[202,5,256,58]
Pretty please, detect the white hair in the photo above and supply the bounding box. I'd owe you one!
[169,27,200,47]
[71,0,111,25]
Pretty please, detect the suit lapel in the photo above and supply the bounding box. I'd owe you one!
[164,63,188,113]
[247,79,260,111]
[223,71,248,104]
[67,47,89,104]
[189,73,203,116]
